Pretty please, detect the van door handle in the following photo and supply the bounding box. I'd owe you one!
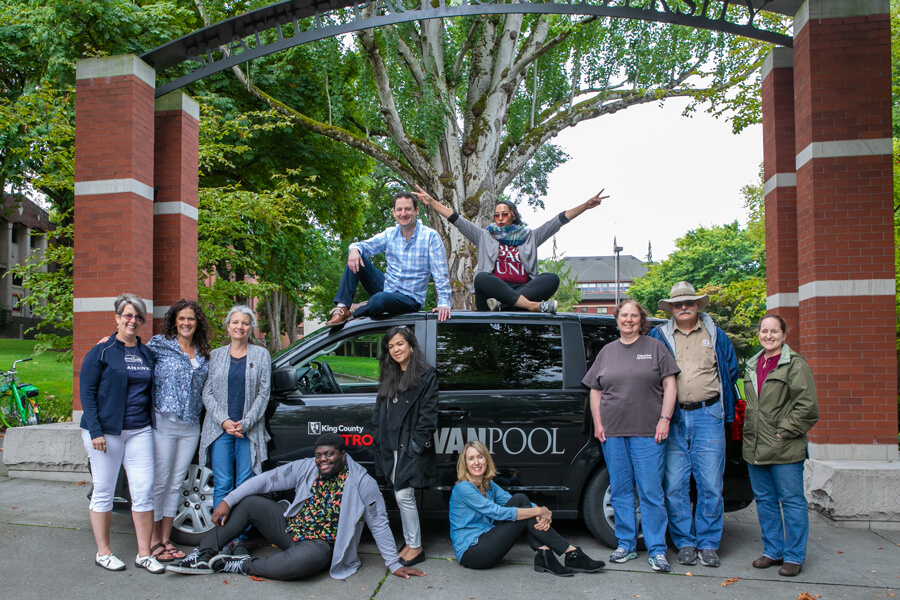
[438,407,467,420]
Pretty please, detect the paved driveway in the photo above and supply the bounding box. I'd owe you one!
[0,472,897,600]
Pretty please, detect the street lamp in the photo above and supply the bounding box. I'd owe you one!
[613,237,623,305]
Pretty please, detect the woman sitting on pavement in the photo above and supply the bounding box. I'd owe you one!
[449,440,605,576]
[743,314,819,577]
[413,186,607,313]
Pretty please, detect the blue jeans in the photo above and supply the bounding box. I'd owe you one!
[333,261,420,318]
[210,433,253,509]
[747,461,809,564]
[665,401,726,550]
[601,436,668,556]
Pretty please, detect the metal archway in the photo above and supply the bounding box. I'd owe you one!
[142,0,798,98]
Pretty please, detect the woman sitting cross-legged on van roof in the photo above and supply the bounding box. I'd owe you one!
[449,440,605,576]
[412,186,607,313]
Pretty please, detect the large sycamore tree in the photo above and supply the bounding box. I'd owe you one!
[196,0,785,307]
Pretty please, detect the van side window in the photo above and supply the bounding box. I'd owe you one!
[581,322,620,369]
[436,323,563,390]
[294,329,388,395]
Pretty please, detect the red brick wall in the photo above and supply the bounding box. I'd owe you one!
[793,11,897,447]
[73,69,155,411]
[761,55,800,334]
[153,104,200,332]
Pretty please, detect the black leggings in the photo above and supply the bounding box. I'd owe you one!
[474,272,560,311]
[200,495,333,580]
[459,493,570,569]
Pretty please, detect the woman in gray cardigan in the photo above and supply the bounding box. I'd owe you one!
[199,305,271,555]
[414,186,607,312]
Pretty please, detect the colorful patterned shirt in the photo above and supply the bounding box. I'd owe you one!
[285,467,348,542]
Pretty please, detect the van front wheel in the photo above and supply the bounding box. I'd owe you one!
[582,467,645,550]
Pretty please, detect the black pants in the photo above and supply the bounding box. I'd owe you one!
[199,495,333,580]
[474,272,560,311]
[458,493,570,569]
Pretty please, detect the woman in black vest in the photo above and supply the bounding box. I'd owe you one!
[372,325,438,567]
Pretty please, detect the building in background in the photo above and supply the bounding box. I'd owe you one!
[562,255,648,314]
[0,194,52,337]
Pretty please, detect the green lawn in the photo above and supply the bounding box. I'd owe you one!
[0,339,73,424]
[319,355,380,380]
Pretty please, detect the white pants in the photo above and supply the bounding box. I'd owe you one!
[392,450,421,548]
[152,414,201,521]
[82,426,154,513]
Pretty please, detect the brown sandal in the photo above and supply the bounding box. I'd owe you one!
[162,541,184,561]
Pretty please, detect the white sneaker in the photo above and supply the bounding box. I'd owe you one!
[95,553,126,571]
[486,298,501,311]
[135,553,166,574]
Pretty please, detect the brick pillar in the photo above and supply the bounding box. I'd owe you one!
[761,47,800,334]
[73,56,155,415]
[792,0,899,521]
[153,92,200,330]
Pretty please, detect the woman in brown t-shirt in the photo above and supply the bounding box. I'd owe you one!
[582,300,680,573]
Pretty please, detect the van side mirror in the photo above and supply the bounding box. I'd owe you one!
[272,366,298,395]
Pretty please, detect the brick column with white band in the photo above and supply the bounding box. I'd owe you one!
[73,56,156,414]
[792,0,899,523]
[153,92,200,331]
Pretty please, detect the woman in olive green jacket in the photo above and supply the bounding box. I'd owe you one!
[742,315,818,578]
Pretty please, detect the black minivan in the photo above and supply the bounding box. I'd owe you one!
[132,311,752,546]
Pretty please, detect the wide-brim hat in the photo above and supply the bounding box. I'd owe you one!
[658,281,709,312]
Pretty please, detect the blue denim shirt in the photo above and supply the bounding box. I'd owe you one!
[146,335,208,426]
[449,481,519,561]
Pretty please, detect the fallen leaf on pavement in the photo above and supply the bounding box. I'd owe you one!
[721,578,739,587]
[249,576,265,581]
[798,593,815,600]
[686,572,693,576]
[837,550,844,553]
[76,481,86,485]
[11,506,17,509]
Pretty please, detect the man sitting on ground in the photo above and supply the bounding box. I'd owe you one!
[168,433,426,581]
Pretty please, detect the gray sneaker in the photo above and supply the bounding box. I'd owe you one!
[230,542,250,558]
[676,546,697,565]
[609,547,638,563]
[538,299,558,314]
[648,554,671,573]
[486,298,501,312]
[699,549,720,567]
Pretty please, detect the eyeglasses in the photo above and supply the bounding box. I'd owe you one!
[671,301,696,309]
[118,312,145,324]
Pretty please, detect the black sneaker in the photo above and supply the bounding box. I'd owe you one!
[167,548,217,574]
[210,555,250,576]
[565,547,605,573]
[231,542,250,558]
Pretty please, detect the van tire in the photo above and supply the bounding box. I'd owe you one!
[583,467,645,550]
[169,463,216,546]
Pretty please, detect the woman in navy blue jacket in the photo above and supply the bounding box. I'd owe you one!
[80,293,164,574]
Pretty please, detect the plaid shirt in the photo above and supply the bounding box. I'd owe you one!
[350,220,451,308]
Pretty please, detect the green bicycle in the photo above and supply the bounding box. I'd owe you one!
[0,358,41,428]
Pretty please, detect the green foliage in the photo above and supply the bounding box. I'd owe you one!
[538,238,581,312]
[629,221,764,315]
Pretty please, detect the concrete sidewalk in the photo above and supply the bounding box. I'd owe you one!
[0,474,896,600]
